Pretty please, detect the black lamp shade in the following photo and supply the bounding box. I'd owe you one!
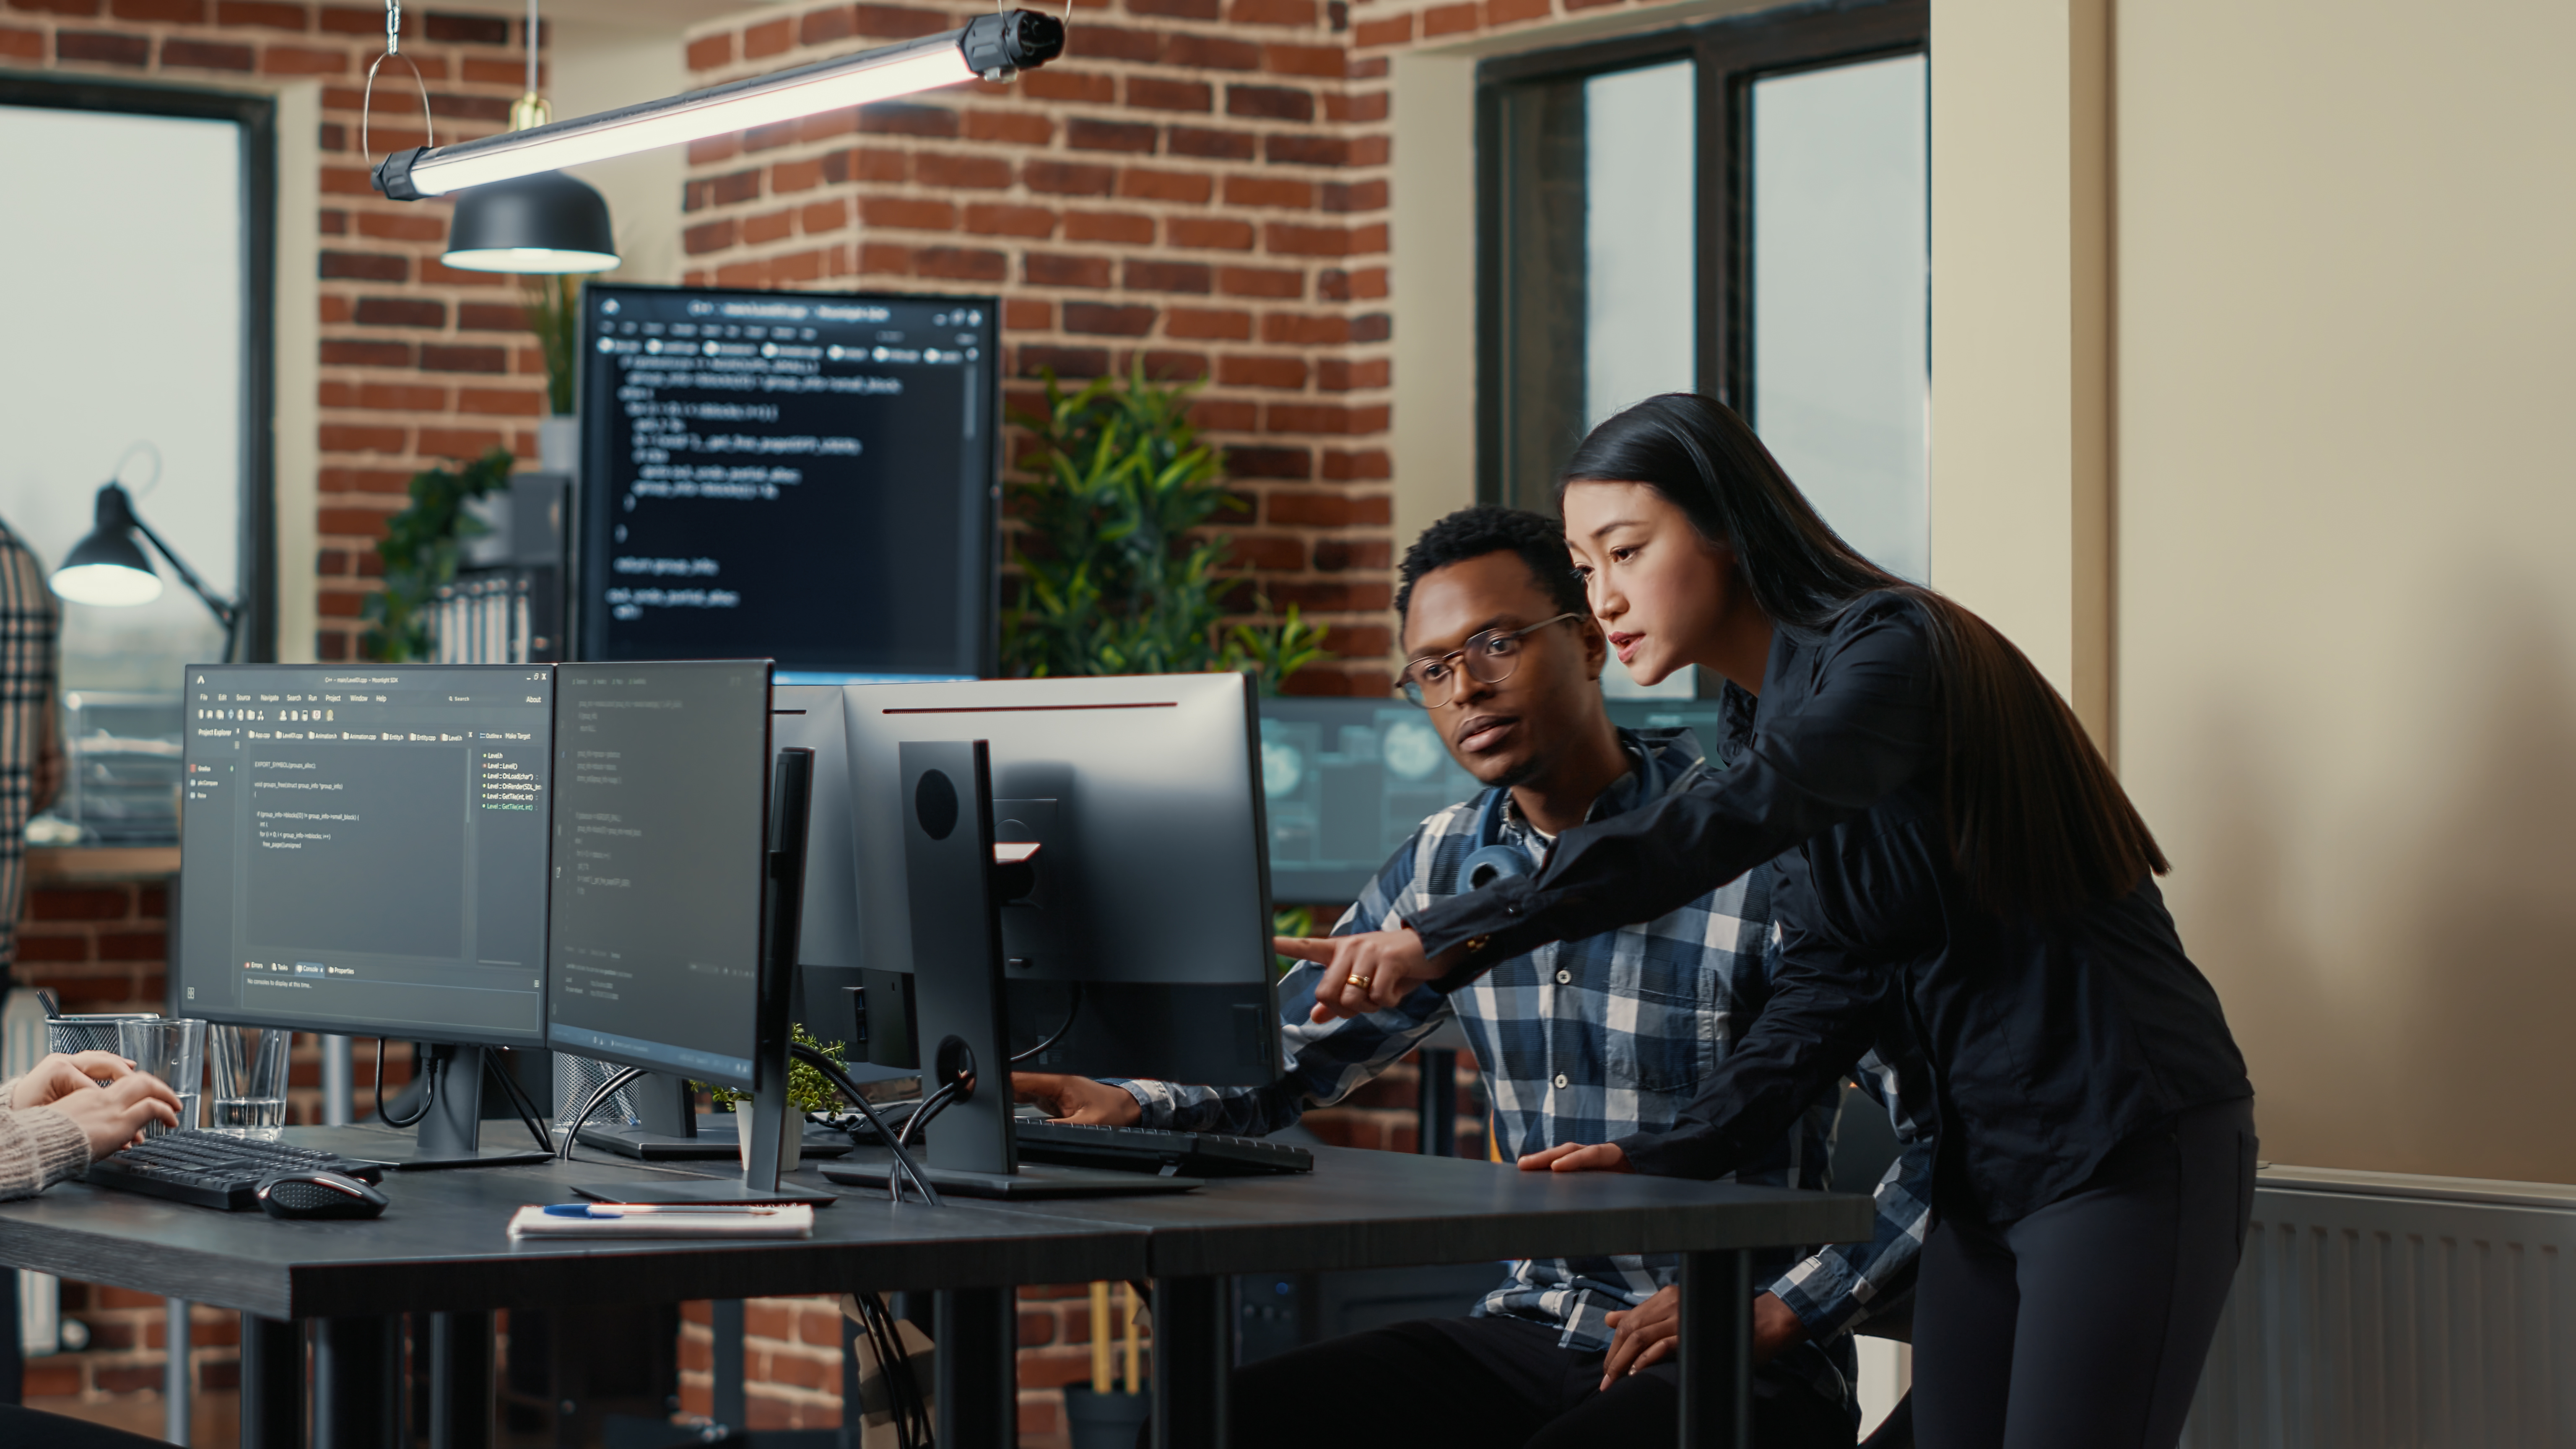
[50,483,163,607]
[443,171,619,274]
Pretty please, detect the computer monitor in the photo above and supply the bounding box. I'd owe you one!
[844,673,1280,1087]
[544,660,774,1088]
[1254,695,1735,906]
[174,662,558,1166]
[775,683,862,1035]
[575,283,999,682]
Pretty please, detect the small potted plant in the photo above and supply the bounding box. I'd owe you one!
[700,1024,848,1171]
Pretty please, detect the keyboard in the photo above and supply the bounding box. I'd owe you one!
[1011,1119,1312,1177]
[86,1132,390,1211]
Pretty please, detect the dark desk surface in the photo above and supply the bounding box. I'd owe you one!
[851,1143,1880,1280]
[0,1137,1875,1323]
[0,1141,1147,1322]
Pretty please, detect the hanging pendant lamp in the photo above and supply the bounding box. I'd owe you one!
[441,0,619,274]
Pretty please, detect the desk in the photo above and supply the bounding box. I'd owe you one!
[935,1144,1875,1449]
[0,1135,1869,1449]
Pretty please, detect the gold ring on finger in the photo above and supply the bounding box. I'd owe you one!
[1348,973,1371,989]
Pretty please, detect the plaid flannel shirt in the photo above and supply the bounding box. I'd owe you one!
[1119,728,1935,1395]
[0,524,55,971]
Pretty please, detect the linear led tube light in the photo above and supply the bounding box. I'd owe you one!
[375,10,1064,201]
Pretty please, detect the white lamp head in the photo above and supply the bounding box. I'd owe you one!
[50,483,164,607]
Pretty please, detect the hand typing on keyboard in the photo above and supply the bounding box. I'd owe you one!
[1012,1072,1143,1126]
[23,1056,182,1158]
[12,1050,141,1109]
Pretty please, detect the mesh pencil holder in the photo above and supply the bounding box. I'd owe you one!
[45,1014,162,1057]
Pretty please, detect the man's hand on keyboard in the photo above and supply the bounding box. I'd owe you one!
[1012,1073,1142,1126]
[52,1073,182,1158]
[12,1051,138,1110]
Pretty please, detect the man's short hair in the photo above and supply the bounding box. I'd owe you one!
[1394,505,1591,626]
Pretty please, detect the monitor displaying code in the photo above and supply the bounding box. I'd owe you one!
[175,665,553,1046]
[545,661,771,1087]
[577,284,997,679]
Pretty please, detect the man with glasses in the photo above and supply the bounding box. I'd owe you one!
[1018,506,1930,1448]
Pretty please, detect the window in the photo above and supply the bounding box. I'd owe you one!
[0,78,278,691]
[1478,0,1930,590]
[0,80,275,844]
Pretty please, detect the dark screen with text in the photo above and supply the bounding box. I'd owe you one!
[177,665,552,1045]
[545,662,769,1087]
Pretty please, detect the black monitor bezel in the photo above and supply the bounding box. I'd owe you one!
[570,282,1002,679]
[171,660,559,1053]
[540,658,778,1092]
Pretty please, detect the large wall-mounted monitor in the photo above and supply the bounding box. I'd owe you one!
[174,664,555,1049]
[575,284,998,682]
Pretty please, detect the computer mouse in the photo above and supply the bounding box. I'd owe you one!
[256,1170,389,1221]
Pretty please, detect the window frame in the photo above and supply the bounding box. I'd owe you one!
[1474,0,1929,508]
[0,75,280,663]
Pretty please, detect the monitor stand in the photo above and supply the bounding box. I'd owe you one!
[817,739,1200,1202]
[572,1072,717,1159]
[576,1083,857,1161]
[285,1045,554,1170]
[569,1074,836,1205]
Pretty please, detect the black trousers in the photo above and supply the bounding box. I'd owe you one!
[1226,1314,1854,1449]
[1912,1097,2257,1449]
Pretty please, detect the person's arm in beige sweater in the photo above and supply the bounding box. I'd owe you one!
[0,1053,182,1200]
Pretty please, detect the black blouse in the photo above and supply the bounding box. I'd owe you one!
[1411,592,2251,1223]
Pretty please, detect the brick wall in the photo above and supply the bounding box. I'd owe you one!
[13,0,1715,1429]
[5,0,556,665]
[10,5,535,1407]
[675,0,1401,695]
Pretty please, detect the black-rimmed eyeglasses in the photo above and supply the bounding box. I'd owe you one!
[1396,613,1584,708]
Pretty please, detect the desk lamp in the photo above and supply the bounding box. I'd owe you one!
[439,0,618,275]
[51,478,242,663]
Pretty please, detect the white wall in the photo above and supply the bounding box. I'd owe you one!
[2110,0,2576,1183]
[552,19,696,286]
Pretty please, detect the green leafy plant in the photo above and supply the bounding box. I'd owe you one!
[360,448,514,662]
[521,275,582,417]
[701,1023,849,1115]
[1004,362,1332,693]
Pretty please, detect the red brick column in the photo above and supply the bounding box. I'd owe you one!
[676,0,1398,694]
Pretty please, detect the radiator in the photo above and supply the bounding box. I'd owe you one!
[2182,1165,2576,1449]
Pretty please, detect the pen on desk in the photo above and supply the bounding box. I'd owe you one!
[541,1203,783,1217]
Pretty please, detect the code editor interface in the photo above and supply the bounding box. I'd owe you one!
[545,662,768,1085]
[177,665,553,1044]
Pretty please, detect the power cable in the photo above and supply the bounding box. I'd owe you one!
[788,1042,941,1208]
[482,1050,556,1155]
[556,1065,649,1163]
[375,1039,434,1128]
[1008,983,1083,1065]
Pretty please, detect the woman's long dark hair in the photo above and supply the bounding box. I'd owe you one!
[1560,392,2166,919]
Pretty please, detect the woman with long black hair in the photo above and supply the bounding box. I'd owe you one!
[1294,394,2255,1449]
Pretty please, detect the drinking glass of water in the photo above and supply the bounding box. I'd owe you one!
[208,1025,293,1135]
[114,1017,207,1138]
